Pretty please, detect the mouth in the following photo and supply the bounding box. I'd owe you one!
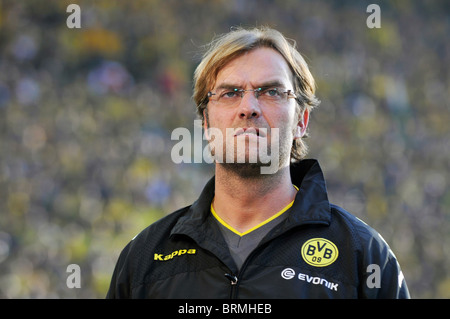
[234,127,267,138]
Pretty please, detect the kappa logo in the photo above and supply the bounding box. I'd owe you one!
[301,238,338,267]
[154,248,196,261]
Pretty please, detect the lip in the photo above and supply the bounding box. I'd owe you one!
[234,127,267,137]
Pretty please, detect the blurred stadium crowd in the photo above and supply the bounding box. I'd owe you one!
[0,0,448,298]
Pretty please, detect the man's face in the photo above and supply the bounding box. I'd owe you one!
[204,47,308,176]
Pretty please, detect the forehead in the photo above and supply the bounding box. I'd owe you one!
[214,47,294,88]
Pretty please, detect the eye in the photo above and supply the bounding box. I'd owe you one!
[220,89,240,99]
[262,87,281,97]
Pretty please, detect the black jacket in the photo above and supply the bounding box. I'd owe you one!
[106,159,410,298]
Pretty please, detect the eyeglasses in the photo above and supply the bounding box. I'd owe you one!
[207,87,296,107]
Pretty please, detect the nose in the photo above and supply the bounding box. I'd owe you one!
[237,92,261,119]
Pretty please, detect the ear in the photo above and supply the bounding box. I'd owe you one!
[294,109,309,139]
[203,109,210,140]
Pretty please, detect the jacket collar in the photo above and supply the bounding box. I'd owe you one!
[171,159,331,241]
[287,159,331,227]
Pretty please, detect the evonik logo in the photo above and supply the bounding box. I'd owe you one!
[280,268,339,291]
[281,268,296,280]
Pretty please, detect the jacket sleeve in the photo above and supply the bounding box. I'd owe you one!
[106,242,133,299]
[358,229,410,299]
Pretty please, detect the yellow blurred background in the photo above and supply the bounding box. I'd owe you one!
[0,0,448,298]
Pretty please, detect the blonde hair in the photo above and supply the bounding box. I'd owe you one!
[193,26,320,162]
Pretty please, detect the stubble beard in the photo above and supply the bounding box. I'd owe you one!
[210,128,293,179]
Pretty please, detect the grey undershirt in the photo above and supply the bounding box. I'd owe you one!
[213,212,288,270]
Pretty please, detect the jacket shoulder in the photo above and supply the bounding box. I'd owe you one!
[330,204,387,249]
[329,204,409,298]
[106,205,191,298]
[127,205,191,253]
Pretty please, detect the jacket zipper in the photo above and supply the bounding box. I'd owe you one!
[224,273,238,298]
[224,237,274,299]
[223,225,309,298]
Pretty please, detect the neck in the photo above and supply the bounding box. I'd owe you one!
[212,163,297,234]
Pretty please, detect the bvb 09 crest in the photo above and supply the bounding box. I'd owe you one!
[301,238,339,267]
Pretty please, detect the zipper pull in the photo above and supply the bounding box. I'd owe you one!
[224,273,238,285]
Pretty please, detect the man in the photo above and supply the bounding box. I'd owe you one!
[106,27,410,298]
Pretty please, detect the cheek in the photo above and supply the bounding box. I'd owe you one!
[207,106,233,126]
[265,107,297,131]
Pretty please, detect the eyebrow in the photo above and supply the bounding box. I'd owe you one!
[215,80,286,91]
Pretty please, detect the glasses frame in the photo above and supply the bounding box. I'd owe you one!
[206,87,297,105]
